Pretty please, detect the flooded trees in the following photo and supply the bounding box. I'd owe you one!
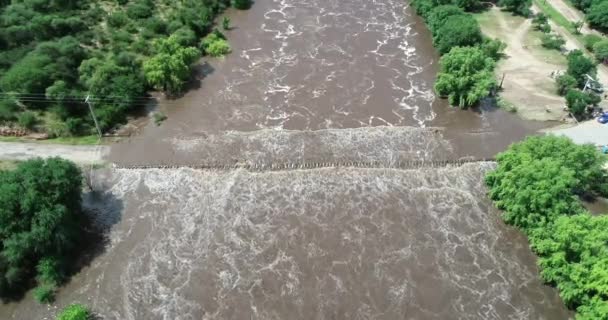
[435,46,496,108]
[486,135,608,318]
[0,158,84,303]
[143,36,200,95]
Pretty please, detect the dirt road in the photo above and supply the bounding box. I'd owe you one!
[478,7,568,121]
[0,142,109,164]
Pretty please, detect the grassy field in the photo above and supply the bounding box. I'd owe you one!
[533,0,577,33]
[0,135,101,145]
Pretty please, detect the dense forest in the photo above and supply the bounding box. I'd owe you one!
[0,0,250,136]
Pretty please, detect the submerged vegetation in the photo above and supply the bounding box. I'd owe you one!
[0,0,251,136]
[486,135,608,319]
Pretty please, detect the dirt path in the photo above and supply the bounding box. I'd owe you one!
[542,0,608,86]
[547,0,597,35]
[0,142,109,164]
[479,7,567,121]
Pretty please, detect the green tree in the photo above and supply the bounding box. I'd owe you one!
[435,46,496,108]
[533,214,608,317]
[566,50,597,88]
[427,5,466,37]
[434,14,483,54]
[499,0,531,16]
[592,40,608,63]
[143,36,200,95]
[555,74,577,96]
[57,303,91,320]
[487,156,583,230]
[566,89,592,117]
[0,158,84,302]
[488,135,608,197]
[587,1,608,32]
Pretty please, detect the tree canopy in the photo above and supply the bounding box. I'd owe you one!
[567,50,598,88]
[143,36,200,95]
[587,1,608,32]
[486,135,608,318]
[433,14,483,55]
[0,0,245,135]
[0,158,85,302]
[435,46,496,108]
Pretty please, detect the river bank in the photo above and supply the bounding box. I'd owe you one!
[0,0,575,319]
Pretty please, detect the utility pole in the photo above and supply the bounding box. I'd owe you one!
[85,95,102,139]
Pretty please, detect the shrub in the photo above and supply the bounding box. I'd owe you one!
[33,284,56,304]
[126,2,153,20]
[592,40,608,63]
[153,112,167,125]
[555,74,577,96]
[232,0,252,10]
[587,1,608,32]
[201,30,231,57]
[0,99,19,122]
[481,38,506,60]
[57,304,90,320]
[583,34,603,51]
[17,111,37,130]
[541,33,565,50]
[222,16,231,30]
[107,11,130,28]
[566,89,596,117]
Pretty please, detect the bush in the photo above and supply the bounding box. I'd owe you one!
[126,2,153,19]
[222,16,231,30]
[232,0,252,10]
[0,99,19,122]
[57,304,91,320]
[201,30,231,57]
[17,111,37,130]
[555,74,577,96]
[541,33,565,50]
[33,284,56,304]
[107,11,130,28]
[592,40,608,63]
[565,89,586,116]
[583,34,603,51]
[153,112,167,125]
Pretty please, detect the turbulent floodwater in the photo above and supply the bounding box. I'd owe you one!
[0,0,572,319]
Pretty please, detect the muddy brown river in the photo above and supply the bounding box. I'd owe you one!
[0,0,572,319]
